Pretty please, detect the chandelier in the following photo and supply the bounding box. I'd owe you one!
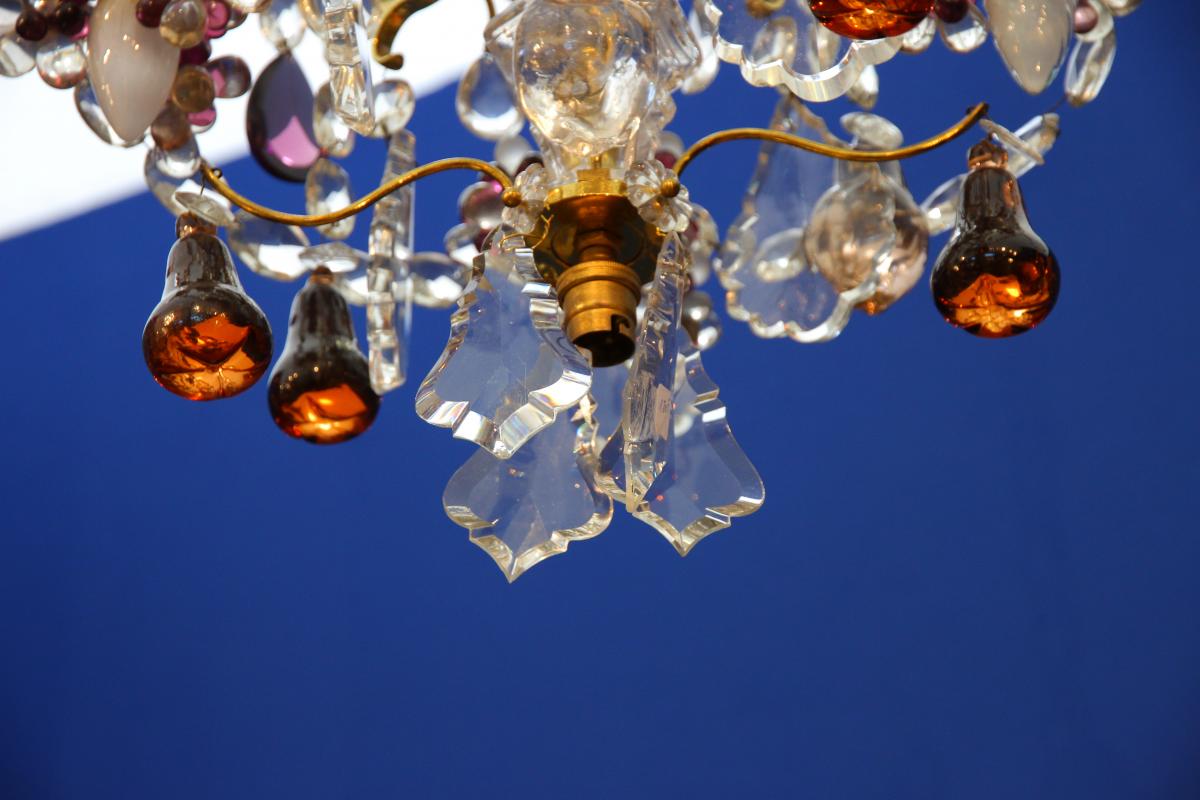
[1,0,1136,580]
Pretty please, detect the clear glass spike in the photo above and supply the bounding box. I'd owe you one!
[443,399,612,582]
[415,229,592,459]
[621,233,687,512]
[598,327,764,556]
[366,129,415,394]
[323,0,375,135]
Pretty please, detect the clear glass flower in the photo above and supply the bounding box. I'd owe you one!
[626,159,692,233]
[500,162,549,235]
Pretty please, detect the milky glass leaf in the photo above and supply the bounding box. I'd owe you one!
[621,233,687,512]
[719,95,872,342]
[229,210,311,280]
[701,0,900,102]
[366,129,415,393]
[444,400,612,583]
[598,328,763,555]
[921,114,1061,235]
[416,231,591,459]
[1065,28,1116,107]
[323,0,374,135]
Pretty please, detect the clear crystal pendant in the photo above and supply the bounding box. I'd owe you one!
[323,0,375,135]
[443,397,612,582]
[305,157,355,240]
[598,327,764,555]
[415,229,592,459]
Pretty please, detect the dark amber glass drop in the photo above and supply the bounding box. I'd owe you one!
[268,269,379,445]
[808,0,934,39]
[930,139,1060,339]
[142,224,272,400]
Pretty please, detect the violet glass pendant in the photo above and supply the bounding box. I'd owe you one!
[246,51,320,182]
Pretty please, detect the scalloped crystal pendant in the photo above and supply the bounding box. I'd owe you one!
[808,0,934,40]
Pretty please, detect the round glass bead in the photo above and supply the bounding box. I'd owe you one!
[159,0,207,48]
[1073,0,1099,34]
[171,63,215,113]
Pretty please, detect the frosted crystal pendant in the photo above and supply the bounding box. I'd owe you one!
[415,230,591,459]
[1065,28,1116,106]
[228,209,311,280]
[598,328,763,555]
[365,130,416,394]
[323,0,374,135]
[35,34,86,89]
[620,233,687,512]
[305,157,354,240]
[989,0,1074,94]
[444,400,612,583]
[720,95,869,342]
[75,79,143,146]
[87,0,180,141]
[455,53,522,141]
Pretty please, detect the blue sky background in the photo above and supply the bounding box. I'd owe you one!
[2,6,1198,798]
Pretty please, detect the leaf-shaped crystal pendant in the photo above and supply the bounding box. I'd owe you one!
[323,0,374,135]
[365,129,415,394]
[701,0,900,102]
[415,230,591,459]
[598,328,764,555]
[989,0,1074,94]
[719,95,873,343]
[455,52,522,141]
[444,399,612,582]
[620,233,687,512]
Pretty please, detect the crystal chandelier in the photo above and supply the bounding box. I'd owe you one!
[1,0,1136,580]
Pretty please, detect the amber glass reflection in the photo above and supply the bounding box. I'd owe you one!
[142,226,272,400]
[268,268,379,444]
[930,139,1060,338]
[808,0,933,39]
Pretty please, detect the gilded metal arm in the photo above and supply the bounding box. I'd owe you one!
[673,102,990,177]
[372,0,497,70]
[201,157,515,228]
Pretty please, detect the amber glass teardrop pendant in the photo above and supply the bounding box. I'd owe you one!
[268,268,379,444]
[930,139,1060,338]
[808,0,934,39]
[142,214,273,400]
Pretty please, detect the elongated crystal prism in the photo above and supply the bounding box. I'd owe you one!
[621,233,687,512]
[365,130,415,394]
[323,0,374,135]
[598,328,764,555]
[444,399,612,582]
[415,230,591,459]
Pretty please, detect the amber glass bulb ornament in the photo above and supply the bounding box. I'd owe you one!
[930,138,1060,338]
[808,0,934,39]
[142,214,273,400]
[268,268,379,445]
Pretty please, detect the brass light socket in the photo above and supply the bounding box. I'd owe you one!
[557,259,642,367]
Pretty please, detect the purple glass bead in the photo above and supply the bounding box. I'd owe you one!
[188,106,217,128]
[135,0,169,28]
[179,41,211,65]
[15,10,48,41]
[54,1,87,36]
[205,0,229,38]
[246,52,320,182]
[933,0,969,24]
[1073,0,1098,34]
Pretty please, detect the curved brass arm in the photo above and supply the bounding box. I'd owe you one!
[674,102,989,177]
[372,0,497,70]
[201,157,514,228]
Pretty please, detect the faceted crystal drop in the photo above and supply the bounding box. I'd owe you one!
[808,0,934,39]
[143,228,273,400]
[369,79,415,138]
[444,400,612,582]
[228,208,311,280]
[411,251,468,309]
[455,53,522,141]
[989,0,1074,94]
[1065,27,1116,106]
[75,79,144,146]
[35,34,86,88]
[159,0,207,48]
[597,329,764,555]
[268,269,380,444]
[930,140,1060,337]
[246,51,320,182]
[206,55,251,98]
[416,231,591,459]
[0,33,37,77]
[258,0,305,50]
[87,0,180,141]
[323,0,373,135]
[304,157,354,240]
[313,81,354,158]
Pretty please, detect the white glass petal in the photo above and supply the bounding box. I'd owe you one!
[415,231,592,459]
[989,0,1074,94]
[87,0,179,141]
